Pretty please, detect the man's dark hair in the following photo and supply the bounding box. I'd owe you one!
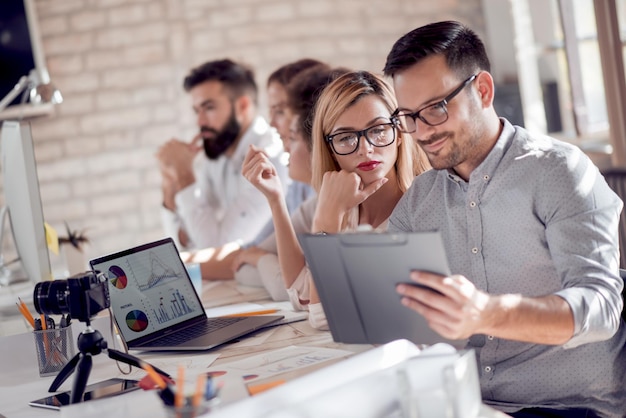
[383,21,491,79]
[183,59,258,105]
[287,65,350,150]
[267,58,324,88]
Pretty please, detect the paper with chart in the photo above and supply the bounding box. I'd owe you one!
[206,345,354,383]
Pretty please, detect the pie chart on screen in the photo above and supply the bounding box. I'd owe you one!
[108,265,128,289]
[126,310,149,332]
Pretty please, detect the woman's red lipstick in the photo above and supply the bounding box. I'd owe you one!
[357,161,380,171]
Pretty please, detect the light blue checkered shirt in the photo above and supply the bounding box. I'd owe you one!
[389,119,626,416]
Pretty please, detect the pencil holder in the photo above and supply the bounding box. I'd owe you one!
[163,399,209,418]
[33,326,74,377]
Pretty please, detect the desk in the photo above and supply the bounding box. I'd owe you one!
[0,280,508,418]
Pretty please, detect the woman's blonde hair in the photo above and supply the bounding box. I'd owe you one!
[311,71,429,192]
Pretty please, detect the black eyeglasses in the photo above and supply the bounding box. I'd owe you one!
[325,121,397,156]
[392,74,477,133]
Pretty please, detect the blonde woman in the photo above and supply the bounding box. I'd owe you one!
[244,70,429,328]
[287,71,430,328]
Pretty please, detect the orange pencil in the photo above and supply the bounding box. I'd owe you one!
[175,365,185,408]
[192,373,207,408]
[247,379,286,396]
[15,302,35,328]
[17,298,35,327]
[223,309,278,318]
[39,314,50,357]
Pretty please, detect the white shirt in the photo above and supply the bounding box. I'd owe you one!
[161,116,288,249]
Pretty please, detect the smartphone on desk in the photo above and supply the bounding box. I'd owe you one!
[29,378,140,410]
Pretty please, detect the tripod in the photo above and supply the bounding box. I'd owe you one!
[48,321,169,404]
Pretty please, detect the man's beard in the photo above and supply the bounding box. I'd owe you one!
[420,131,459,170]
[420,123,484,171]
[202,112,241,160]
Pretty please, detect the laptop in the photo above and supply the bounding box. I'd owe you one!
[89,238,283,351]
[298,231,466,348]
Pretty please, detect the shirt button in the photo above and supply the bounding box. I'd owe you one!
[469,201,476,208]
[483,174,490,181]
[487,335,494,340]
[484,366,492,373]
[471,247,479,254]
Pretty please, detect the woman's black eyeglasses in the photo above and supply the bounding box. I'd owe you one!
[325,120,398,156]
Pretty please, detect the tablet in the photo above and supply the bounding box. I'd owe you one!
[29,378,140,410]
[298,231,465,347]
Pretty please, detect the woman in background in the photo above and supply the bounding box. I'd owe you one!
[234,64,347,300]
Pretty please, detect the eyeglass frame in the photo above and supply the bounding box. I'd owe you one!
[324,119,399,156]
[391,74,478,133]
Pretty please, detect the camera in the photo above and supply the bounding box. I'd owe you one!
[33,271,110,323]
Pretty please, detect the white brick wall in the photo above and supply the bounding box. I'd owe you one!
[1,0,485,268]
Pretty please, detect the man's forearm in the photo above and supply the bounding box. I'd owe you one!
[479,294,575,345]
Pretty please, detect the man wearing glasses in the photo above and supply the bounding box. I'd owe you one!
[385,21,626,417]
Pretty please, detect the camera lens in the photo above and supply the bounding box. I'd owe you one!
[33,280,70,315]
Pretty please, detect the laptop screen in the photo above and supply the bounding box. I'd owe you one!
[90,238,205,345]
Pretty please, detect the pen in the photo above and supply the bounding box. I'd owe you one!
[223,309,279,318]
[203,376,222,401]
[205,376,215,400]
[45,315,55,330]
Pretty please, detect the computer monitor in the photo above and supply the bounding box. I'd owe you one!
[0,0,56,118]
[0,120,51,284]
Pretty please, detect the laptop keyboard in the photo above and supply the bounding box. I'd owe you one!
[155,317,246,346]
